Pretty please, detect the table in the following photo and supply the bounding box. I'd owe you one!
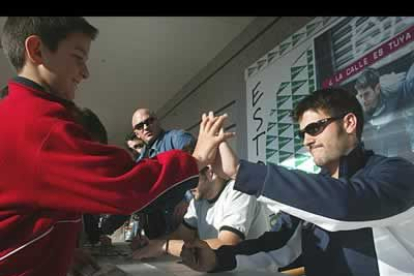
[86,243,286,276]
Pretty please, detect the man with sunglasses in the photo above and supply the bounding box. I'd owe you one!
[132,108,196,162]
[180,88,414,276]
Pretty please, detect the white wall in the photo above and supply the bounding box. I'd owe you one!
[157,17,315,159]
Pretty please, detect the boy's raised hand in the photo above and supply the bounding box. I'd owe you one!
[192,112,235,171]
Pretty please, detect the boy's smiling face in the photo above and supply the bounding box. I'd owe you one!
[38,32,91,100]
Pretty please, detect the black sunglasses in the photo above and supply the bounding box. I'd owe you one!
[134,117,155,131]
[298,114,346,140]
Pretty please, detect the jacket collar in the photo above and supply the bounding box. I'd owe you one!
[148,129,165,148]
[365,92,386,120]
[139,129,166,159]
[9,76,83,122]
[10,76,76,108]
[320,143,373,178]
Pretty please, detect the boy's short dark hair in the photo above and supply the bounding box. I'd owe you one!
[1,17,98,72]
[293,87,364,140]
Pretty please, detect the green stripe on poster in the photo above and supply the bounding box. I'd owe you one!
[277,96,291,108]
[291,66,307,81]
[279,150,294,163]
[266,135,278,146]
[277,110,291,122]
[267,122,277,131]
[279,41,292,55]
[278,123,292,136]
[277,82,291,95]
[278,137,293,150]
[292,32,306,46]
[292,80,307,94]
[266,148,278,159]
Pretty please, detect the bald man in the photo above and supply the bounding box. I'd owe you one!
[132,108,195,161]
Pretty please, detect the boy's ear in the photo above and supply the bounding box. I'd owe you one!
[25,35,43,65]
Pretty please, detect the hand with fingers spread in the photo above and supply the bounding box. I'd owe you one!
[192,111,235,171]
[180,239,217,272]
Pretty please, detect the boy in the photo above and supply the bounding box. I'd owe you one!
[0,17,230,276]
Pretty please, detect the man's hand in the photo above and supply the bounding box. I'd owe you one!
[180,239,217,272]
[131,239,165,260]
[130,235,149,251]
[192,112,235,171]
[173,200,189,227]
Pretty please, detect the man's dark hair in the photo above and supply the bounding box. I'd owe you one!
[125,131,145,151]
[80,108,108,144]
[125,131,138,142]
[293,87,364,140]
[1,17,98,72]
[354,67,380,91]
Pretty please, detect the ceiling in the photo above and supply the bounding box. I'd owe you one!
[0,16,255,145]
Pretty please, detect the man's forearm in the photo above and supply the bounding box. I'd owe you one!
[165,237,237,258]
[163,239,185,257]
[230,163,240,180]
[221,142,239,178]
[158,224,197,257]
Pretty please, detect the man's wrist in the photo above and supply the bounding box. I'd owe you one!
[191,151,206,172]
[230,163,240,180]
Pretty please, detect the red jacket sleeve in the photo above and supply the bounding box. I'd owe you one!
[33,121,199,214]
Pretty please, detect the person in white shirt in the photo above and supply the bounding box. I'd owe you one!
[131,144,269,259]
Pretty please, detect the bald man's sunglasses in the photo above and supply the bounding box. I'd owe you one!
[298,114,346,140]
[134,117,155,131]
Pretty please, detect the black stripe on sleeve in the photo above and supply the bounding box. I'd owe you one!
[182,219,197,230]
[219,226,245,240]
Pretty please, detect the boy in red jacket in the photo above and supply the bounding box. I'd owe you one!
[0,17,232,276]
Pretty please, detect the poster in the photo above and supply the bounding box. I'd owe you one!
[246,16,414,170]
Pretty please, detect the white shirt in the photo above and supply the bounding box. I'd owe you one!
[184,180,270,240]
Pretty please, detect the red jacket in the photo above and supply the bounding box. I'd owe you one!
[0,77,199,276]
